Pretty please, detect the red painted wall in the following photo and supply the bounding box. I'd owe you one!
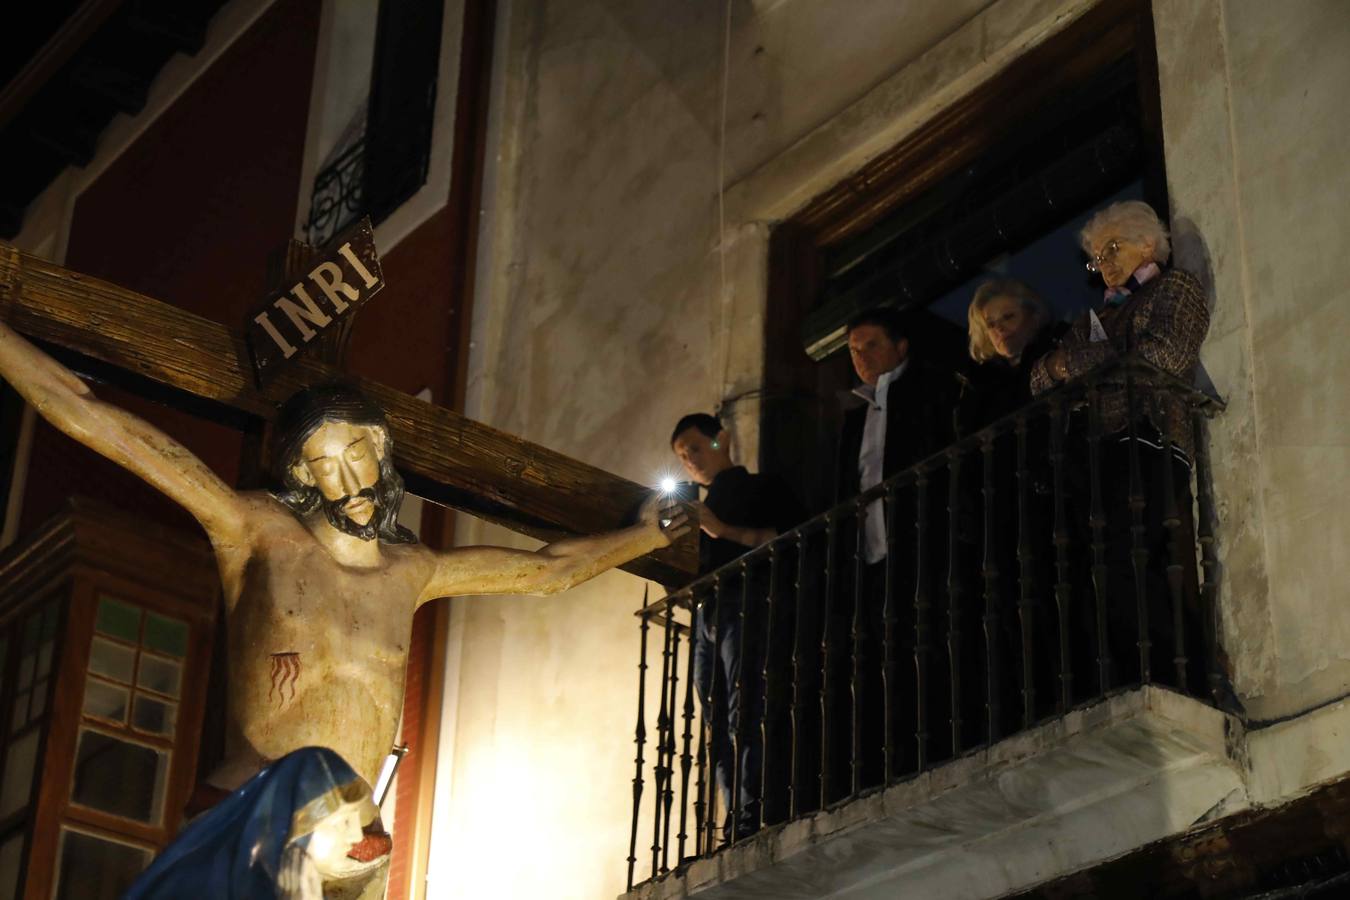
[20,0,323,535]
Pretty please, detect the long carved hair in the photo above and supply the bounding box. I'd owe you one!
[270,383,417,544]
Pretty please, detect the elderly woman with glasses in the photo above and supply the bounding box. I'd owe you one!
[955,278,1058,437]
[1031,200,1210,695]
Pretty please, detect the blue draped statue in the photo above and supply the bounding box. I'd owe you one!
[125,746,379,900]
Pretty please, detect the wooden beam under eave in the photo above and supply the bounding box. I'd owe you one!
[0,243,696,584]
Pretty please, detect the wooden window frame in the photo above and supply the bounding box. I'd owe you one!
[761,0,1166,505]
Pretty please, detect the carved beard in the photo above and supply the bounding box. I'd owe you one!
[323,487,381,541]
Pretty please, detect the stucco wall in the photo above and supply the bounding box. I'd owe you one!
[428,1,1007,897]
[1157,0,1350,722]
[429,0,1350,896]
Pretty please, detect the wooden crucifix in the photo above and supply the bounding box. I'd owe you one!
[0,242,695,583]
[0,240,695,894]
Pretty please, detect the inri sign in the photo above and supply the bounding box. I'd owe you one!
[245,218,385,383]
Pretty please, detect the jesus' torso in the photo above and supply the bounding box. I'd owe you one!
[209,493,437,790]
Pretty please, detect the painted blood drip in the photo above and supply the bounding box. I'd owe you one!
[269,652,301,707]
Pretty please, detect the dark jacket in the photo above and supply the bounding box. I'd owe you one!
[700,466,807,576]
[837,360,956,504]
[953,326,1059,438]
[1029,267,1209,456]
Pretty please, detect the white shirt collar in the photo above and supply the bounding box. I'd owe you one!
[851,359,908,409]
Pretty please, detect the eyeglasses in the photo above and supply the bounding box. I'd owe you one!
[1085,239,1121,273]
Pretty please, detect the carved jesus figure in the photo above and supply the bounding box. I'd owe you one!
[0,321,688,796]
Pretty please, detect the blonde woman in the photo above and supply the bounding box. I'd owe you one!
[954,278,1057,436]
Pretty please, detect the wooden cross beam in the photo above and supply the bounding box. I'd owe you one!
[0,243,696,585]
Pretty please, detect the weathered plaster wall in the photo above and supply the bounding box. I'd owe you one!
[431,0,1349,894]
[429,0,1015,896]
[427,2,1198,898]
[1157,0,1350,722]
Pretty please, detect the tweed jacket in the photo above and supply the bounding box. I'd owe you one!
[1029,267,1209,458]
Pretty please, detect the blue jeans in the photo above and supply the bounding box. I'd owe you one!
[693,597,765,837]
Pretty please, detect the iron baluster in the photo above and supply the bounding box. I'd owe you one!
[760,544,779,830]
[789,531,807,819]
[1087,386,1113,692]
[1015,413,1037,728]
[1049,399,1074,712]
[1124,365,1152,685]
[677,601,697,863]
[914,466,931,771]
[851,496,866,797]
[883,483,899,784]
[820,515,838,809]
[627,588,650,891]
[651,601,676,876]
[693,626,708,861]
[703,575,723,852]
[660,609,681,870]
[1191,409,1223,702]
[729,559,751,846]
[945,451,965,752]
[980,434,1001,743]
[1158,387,1190,691]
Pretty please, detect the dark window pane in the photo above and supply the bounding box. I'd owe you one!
[82,679,129,723]
[143,613,187,658]
[29,682,46,722]
[95,598,141,643]
[55,828,150,900]
[8,693,27,734]
[0,831,24,900]
[0,729,39,819]
[131,696,176,738]
[89,638,135,684]
[136,654,182,698]
[71,729,168,825]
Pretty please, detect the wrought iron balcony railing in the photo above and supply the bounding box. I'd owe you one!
[625,356,1225,891]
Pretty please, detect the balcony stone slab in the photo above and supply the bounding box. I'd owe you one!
[622,686,1246,900]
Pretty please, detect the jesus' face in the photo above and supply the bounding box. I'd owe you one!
[295,421,385,530]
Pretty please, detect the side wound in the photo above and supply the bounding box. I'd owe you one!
[268,652,302,707]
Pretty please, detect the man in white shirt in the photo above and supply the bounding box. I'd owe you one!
[833,307,956,793]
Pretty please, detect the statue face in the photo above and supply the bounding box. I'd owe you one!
[982,295,1037,360]
[295,421,385,526]
[305,800,368,879]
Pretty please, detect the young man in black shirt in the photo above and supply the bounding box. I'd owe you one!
[671,413,805,841]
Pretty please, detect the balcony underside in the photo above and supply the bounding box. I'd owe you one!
[624,687,1245,900]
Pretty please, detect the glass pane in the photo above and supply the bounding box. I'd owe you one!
[29,681,47,721]
[89,638,135,684]
[94,597,141,643]
[83,679,129,723]
[0,729,39,819]
[136,655,182,698]
[71,729,168,825]
[16,654,33,690]
[37,641,54,679]
[9,694,26,734]
[132,696,177,737]
[55,828,151,900]
[143,613,188,658]
[21,614,39,651]
[41,601,60,639]
[0,831,23,900]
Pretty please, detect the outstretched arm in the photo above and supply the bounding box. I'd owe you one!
[0,320,247,545]
[418,496,691,603]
